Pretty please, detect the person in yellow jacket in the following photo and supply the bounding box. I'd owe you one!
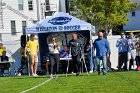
[24,34,39,76]
[0,43,6,56]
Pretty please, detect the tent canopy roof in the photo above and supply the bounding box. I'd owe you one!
[26,12,95,34]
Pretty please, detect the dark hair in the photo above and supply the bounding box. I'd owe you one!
[2,51,6,53]
[98,29,105,33]
[30,34,35,38]
[120,32,125,35]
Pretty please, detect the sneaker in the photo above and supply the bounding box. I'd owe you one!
[103,73,107,76]
[89,70,93,73]
[2,74,5,77]
[93,70,97,73]
[17,73,21,76]
[131,65,134,70]
[55,74,59,78]
[31,74,35,76]
[34,74,39,76]
[76,72,79,76]
[133,65,137,69]
[50,74,53,78]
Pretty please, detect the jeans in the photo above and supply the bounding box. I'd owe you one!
[96,56,107,75]
[87,53,93,71]
[93,57,97,72]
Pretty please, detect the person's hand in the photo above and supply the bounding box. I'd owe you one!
[93,53,95,58]
[81,53,85,58]
[107,53,110,58]
[24,55,27,57]
[64,52,67,54]
[68,54,72,58]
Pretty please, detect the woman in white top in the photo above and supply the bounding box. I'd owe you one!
[48,37,60,78]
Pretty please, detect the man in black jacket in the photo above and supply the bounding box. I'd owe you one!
[69,33,84,76]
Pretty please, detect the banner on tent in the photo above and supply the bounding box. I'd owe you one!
[36,25,81,32]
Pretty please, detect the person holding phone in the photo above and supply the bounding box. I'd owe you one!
[48,37,60,78]
[116,32,128,70]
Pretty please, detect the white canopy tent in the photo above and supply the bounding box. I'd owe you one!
[25,12,95,74]
[26,12,95,34]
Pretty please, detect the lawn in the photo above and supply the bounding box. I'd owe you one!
[0,71,140,93]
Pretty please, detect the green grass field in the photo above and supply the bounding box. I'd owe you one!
[0,71,140,93]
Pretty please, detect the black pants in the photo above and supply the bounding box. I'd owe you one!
[19,57,28,75]
[72,55,81,74]
[49,54,60,74]
[118,52,127,70]
[61,60,67,74]
[136,56,140,66]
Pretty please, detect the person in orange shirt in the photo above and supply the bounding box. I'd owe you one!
[25,34,39,76]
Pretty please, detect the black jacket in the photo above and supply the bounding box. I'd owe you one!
[69,39,83,56]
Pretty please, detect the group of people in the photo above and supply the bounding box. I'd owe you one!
[116,32,140,71]
[46,31,111,77]
[1,30,138,77]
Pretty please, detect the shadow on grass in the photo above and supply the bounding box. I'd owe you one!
[11,76,49,79]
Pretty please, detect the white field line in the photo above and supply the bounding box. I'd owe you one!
[20,78,53,93]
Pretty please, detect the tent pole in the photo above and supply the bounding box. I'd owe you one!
[90,30,93,73]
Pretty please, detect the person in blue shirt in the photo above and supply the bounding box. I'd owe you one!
[59,46,69,74]
[93,31,110,75]
[116,32,128,70]
[60,46,69,58]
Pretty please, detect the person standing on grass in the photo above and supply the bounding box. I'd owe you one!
[87,40,95,73]
[136,34,140,70]
[24,34,39,76]
[48,37,60,78]
[45,53,50,75]
[116,32,128,71]
[69,33,84,76]
[127,32,137,70]
[0,51,9,77]
[93,30,110,75]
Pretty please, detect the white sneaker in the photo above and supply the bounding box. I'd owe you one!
[17,73,21,76]
[89,70,93,73]
[71,72,76,74]
[34,74,39,76]
[131,65,134,69]
[133,65,137,69]
[50,74,53,78]
[55,74,59,78]
[31,74,35,76]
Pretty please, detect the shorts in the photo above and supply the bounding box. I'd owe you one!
[128,49,136,60]
[29,54,38,64]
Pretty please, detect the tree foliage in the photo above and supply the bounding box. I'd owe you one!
[70,0,137,31]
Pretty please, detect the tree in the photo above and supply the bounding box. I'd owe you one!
[70,0,137,33]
